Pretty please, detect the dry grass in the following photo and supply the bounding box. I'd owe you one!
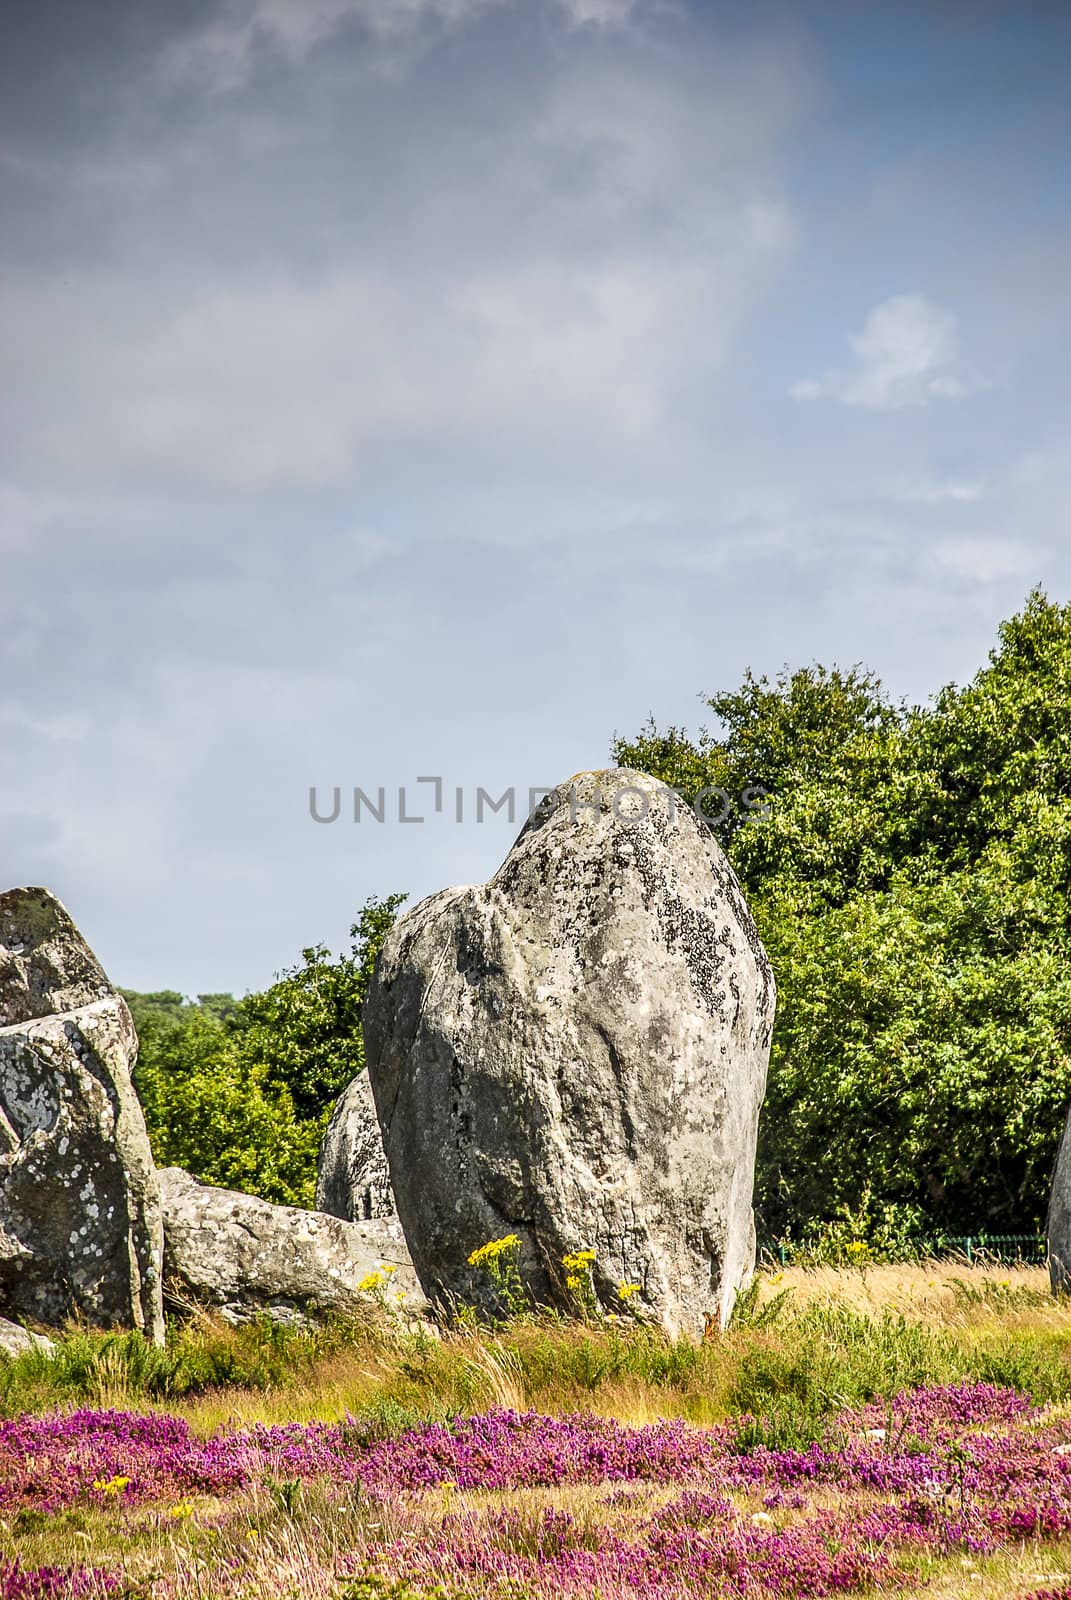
[756,1260,1052,1319]
[900,1555,1071,1599]
[7,1261,1071,1438]
[9,1466,1071,1600]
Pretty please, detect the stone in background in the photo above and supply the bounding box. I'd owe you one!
[316,1071,396,1222]
[1048,1107,1071,1293]
[160,1165,423,1325]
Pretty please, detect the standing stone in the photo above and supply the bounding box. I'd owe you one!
[316,1072,396,1222]
[363,768,775,1338]
[1048,1108,1071,1292]
[0,888,164,1341]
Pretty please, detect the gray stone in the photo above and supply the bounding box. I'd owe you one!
[1048,1108,1071,1292]
[0,887,114,1028]
[159,1166,425,1324]
[364,767,775,1339]
[0,888,164,1341]
[0,1316,55,1360]
[316,1071,396,1222]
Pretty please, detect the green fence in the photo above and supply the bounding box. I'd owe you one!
[763,1233,1047,1268]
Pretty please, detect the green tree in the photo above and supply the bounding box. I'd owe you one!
[126,893,406,1207]
[235,891,408,1121]
[615,590,1071,1240]
[616,665,911,894]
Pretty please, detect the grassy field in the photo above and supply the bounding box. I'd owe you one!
[4,1263,1071,1599]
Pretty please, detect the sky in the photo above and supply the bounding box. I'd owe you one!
[2,0,1069,995]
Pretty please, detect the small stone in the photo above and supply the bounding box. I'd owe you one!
[0,1316,54,1360]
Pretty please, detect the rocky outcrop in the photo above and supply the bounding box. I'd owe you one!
[316,1072,395,1222]
[159,1166,424,1325]
[364,768,775,1338]
[0,888,164,1340]
[1049,1109,1071,1292]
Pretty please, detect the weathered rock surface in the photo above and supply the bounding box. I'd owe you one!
[364,767,776,1338]
[1048,1108,1071,1292]
[159,1166,424,1324]
[316,1071,395,1222]
[0,887,114,1027]
[0,1316,54,1360]
[0,888,164,1341]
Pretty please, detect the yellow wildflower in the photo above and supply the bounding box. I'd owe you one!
[617,1281,642,1300]
[93,1475,130,1496]
[357,1261,399,1292]
[561,1249,597,1273]
[468,1234,520,1268]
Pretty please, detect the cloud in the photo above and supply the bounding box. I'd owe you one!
[929,535,1038,585]
[553,0,639,24]
[163,0,506,91]
[790,293,979,410]
[0,28,803,495]
[4,233,793,494]
[0,704,91,744]
[880,477,985,506]
[162,0,661,93]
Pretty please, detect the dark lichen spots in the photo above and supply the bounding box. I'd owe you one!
[728,971,742,1030]
[609,821,732,1020]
